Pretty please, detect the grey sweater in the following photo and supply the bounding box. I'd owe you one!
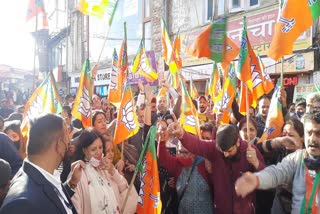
[255,149,319,214]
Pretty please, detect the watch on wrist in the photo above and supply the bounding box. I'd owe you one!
[68,181,77,190]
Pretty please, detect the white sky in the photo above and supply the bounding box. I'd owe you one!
[0,1,34,70]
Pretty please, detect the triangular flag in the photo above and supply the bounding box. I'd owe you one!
[132,40,158,82]
[258,55,274,94]
[119,22,128,82]
[113,81,140,144]
[238,82,254,116]
[268,0,320,61]
[108,49,122,107]
[136,126,162,214]
[21,72,62,137]
[223,37,240,65]
[72,59,92,128]
[209,63,222,99]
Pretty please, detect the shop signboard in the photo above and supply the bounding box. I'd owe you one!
[293,83,320,102]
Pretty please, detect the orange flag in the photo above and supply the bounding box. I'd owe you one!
[210,63,221,98]
[108,49,122,107]
[258,55,274,94]
[223,37,240,65]
[169,34,182,74]
[180,81,201,136]
[258,80,284,142]
[26,0,48,30]
[237,17,253,91]
[118,22,128,83]
[113,81,140,144]
[161,18,172,65]
[137,126,162,214]
[213,63,237,124]
[238,82,254,116]
[268,0,320,61]
[72,59,92,128]
[189,77,199,99]
[187,17,227,63]
[249,45,274,104]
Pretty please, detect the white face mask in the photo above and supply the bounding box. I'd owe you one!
[88,154,103,168]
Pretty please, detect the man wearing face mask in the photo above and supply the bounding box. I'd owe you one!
[235,112,320,213]
[295,99,306,119]
[0,114,84,214]
[169,122,266,214]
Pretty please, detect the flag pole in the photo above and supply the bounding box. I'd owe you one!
[32,6,39,91]
[120,128,153,213]
[246,84,251,144]
[280,57,284,87]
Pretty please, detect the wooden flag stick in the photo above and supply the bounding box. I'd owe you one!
[280,57,284,87]
[246,85,251,145]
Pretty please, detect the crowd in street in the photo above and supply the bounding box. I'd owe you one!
[0,80,320,214]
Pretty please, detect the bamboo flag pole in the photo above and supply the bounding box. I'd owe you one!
[280,57,284,87]
[245,84,251,145]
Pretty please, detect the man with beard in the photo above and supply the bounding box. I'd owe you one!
[235,112,320,213]
[169,123,265,214]
[0,114,84,214]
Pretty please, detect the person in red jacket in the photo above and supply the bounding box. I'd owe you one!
[168,122,266,214]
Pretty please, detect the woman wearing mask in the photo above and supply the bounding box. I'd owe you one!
[3,120,26,158]
[71,128,132,214]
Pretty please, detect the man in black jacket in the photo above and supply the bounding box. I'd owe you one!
[0,114,84,214]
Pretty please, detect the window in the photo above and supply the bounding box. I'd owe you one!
[229,0,258,13]
[232,0,241,8]
[207,0,226,20]
[249,0,259,7]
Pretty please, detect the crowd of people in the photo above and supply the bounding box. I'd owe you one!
[0,79,320,214]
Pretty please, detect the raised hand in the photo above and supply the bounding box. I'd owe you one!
[246,143,259,169]
[273,136,299,150]
[235,172,259,198]
[168,122,184,139]
[68,160,86,187]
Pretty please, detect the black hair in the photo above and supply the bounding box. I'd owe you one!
[28,114,64,155]
[62,105,72,118]
[74,127,106,161]
[92,110,106,126]
[283,119,304,138]
[238,117,257,132]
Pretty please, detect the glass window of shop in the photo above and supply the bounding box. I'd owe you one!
[89,0,145,62]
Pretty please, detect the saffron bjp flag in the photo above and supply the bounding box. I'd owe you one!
[209,63,222,98]
[78,0,118,19]
[189,77,199,99]
[168,72,180,90]
[180,81,200,136]
[113,81,139,144]
[213,63,237,124]
[161,18,172,65]
[108,49,122,107]
[26,0,48,30]
[21,72,62,137]
[258,54,274,94]
[157,87,168,98]
[187,17,227,63]
[238,82,254,115]
[258,79,284,143]
[237,16,253,91]
[249,44,272,104]
[137,126,162,214]
[169,34,183,74]
[223,37,240,65]
[132,40,158,82]
[268,0,320,61]
[72,59,92,128]
[119,22,128,82]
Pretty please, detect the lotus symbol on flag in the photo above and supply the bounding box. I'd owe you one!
[110,71,117,90]
[78,87,91,118]
[186,115,196,127]
[121,101,137,130]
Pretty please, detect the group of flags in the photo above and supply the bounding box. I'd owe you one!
[22,0,320,213]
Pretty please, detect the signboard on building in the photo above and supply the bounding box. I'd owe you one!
[293,83,320,102]
[180,5,312,67]
[70,68,111,88]
[227,5,312,55]
[181,63,213,80]
[263,51,314,74]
